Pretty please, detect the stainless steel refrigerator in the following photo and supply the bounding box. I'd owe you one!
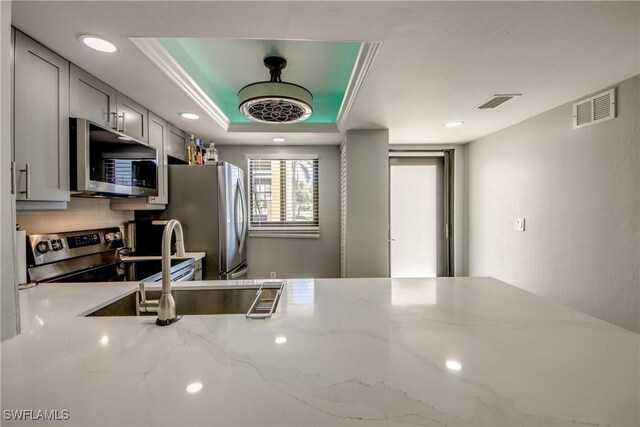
[138,163,248,279]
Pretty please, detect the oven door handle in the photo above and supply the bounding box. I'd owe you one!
[172,268,195,282]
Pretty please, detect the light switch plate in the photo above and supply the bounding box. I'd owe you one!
[514,218,525,232]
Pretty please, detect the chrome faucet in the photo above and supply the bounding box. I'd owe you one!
[138,219,186,326]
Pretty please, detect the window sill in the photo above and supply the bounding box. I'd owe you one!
[248,231,320,239]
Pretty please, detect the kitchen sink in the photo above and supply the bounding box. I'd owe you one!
[86,285,282,317]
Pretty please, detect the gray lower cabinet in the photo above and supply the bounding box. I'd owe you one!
[115,92,148,143]
[166,123,188,162]
[13,30,70,209]
[69,64,117,129]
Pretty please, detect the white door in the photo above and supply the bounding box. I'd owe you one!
[390,157,446,278]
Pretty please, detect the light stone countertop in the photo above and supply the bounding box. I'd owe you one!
[1,277,638,426]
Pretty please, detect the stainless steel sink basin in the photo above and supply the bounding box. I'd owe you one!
[86,286,282,317]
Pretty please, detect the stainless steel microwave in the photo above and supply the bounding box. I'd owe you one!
[70,118,158,197]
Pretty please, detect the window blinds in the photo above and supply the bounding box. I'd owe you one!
[247,154,319,237]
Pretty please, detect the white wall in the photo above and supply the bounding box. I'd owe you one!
[467,75,640,333]
[217,145,340,279]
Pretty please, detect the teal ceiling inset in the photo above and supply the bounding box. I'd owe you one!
[158,38,361,124]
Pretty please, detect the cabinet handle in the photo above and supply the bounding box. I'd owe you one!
[113,112,125,133]
[20,163,30,199]
[11,161,16,195]
[110,112,118,130]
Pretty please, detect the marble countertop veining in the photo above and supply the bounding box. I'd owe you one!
[1,277,638,426]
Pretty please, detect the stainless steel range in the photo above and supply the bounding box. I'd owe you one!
[25,227,195,285]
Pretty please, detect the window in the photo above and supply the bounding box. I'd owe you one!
[248,154,319,237]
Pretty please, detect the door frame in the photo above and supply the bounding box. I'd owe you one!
[388,149,455,277]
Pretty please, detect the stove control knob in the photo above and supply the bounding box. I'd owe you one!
[113,231,123,241]
[104,232,116,242]
[36,241,50,254]
[51,239,63,251]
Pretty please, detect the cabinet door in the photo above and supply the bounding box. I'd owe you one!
[166,123,187,162]
[148,112,167,204]
[116,92,148,143]
[69,64,117,129]
[13,31,70,203]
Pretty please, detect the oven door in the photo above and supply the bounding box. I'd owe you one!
[71,118,158,197]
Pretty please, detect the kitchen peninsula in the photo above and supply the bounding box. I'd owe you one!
[1,277,638,426]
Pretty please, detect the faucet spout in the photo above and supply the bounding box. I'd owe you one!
[140,219,185,326]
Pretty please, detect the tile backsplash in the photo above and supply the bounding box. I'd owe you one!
[16,198,133,235]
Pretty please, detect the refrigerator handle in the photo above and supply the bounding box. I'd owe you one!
[236,178,248,255]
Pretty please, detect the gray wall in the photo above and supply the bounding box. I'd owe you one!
[1,0,19,340]
[217,145,340,279]
[343,130,389,277]
[16,198,133,235]
[467,75,640,333]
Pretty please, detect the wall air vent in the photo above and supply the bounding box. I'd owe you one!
[476,94,522,110]
[573,88,616,129]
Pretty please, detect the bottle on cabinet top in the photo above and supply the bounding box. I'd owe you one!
[196,139,203,165]
[187,134,197,165]
[204,141,218,164]
[187,136,218,165]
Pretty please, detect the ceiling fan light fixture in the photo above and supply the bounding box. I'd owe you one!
[238,56,313,124]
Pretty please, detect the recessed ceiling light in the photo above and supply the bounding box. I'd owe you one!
[272,137,286,143]
[186,382,203,394]
[446,121,464,128]
[79,35,117,53]
[179,112,200,120]
[99,335,109,346]
[274,336,287,344]
[446,360,462,371]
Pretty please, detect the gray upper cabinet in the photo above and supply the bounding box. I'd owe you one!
[148,112,168,205]
[166,123,187,162]
[116,92,148,143]
[13,30,70,207]
[110,111,171,211]
[69,64,117,129]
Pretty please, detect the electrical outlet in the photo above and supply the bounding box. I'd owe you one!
[514,218,525,232]
[270,272,277,279]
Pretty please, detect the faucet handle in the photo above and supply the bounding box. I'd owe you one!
[138,282,159,314]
